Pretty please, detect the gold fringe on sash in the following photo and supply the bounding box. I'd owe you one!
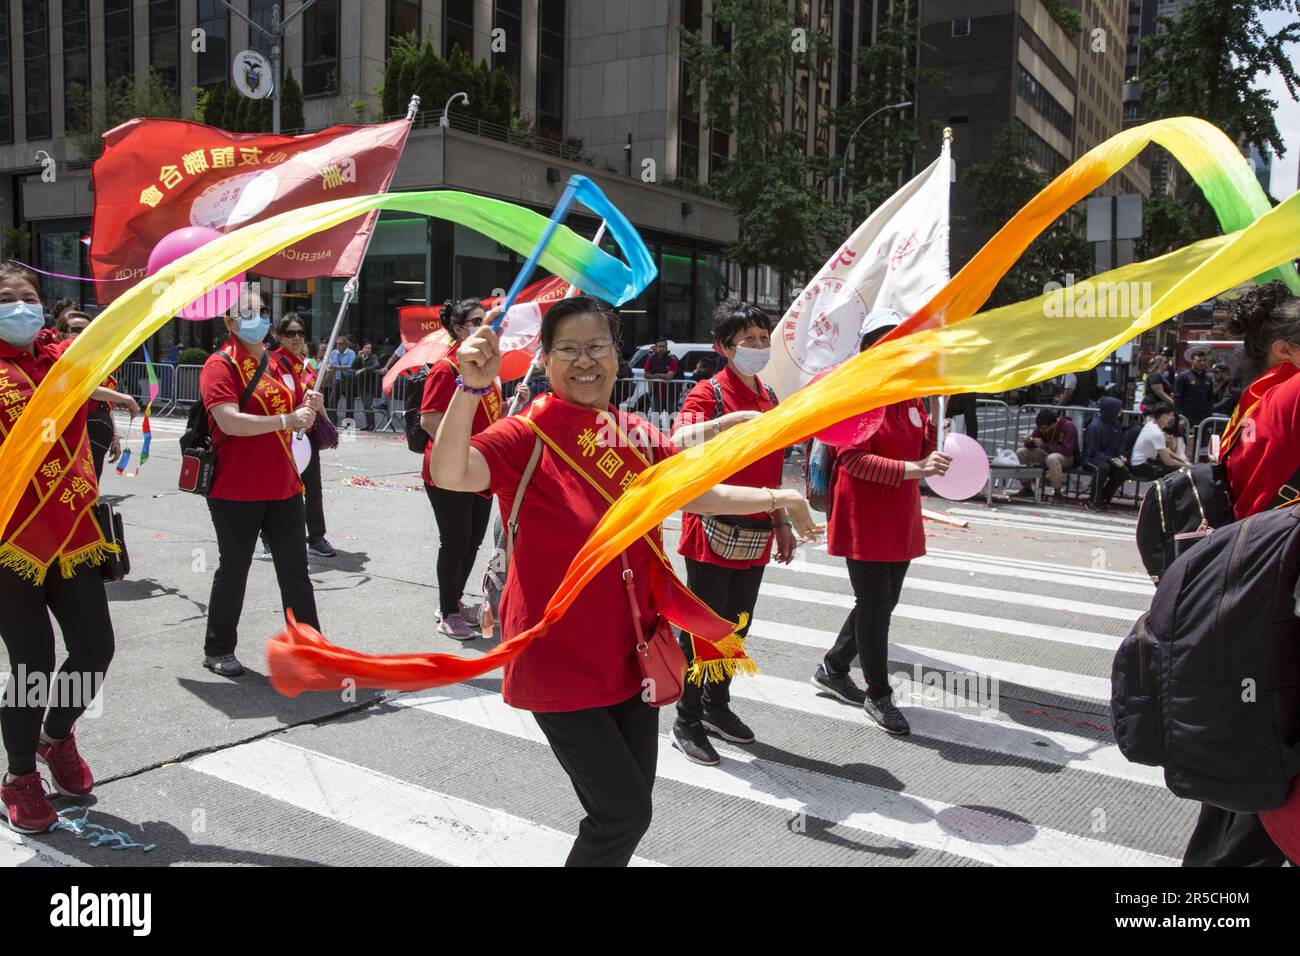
[0,539,118,586]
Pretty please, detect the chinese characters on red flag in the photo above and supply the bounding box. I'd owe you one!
[90,117,411,304]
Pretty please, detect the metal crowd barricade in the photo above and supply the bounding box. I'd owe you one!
[1194,415,1230,463]
[173,364,203,412]
[972,399,1015,458]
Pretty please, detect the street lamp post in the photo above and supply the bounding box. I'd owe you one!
[441,92,470,127]
[837,100,912,205]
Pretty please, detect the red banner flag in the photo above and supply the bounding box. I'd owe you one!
[385,275,572,395]
[90,117,411,303]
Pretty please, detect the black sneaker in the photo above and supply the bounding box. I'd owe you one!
[811,665,867,706]
[701,707,755,744]
[671,721,720,766]
[863,694,910,735]
[203,654,245,677]
[1084,500,1108,513]
[308,537,337,557]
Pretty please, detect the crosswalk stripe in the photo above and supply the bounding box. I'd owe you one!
[980,503,1140,527]
[0,828,84,867]
[928,547,1149,583]
[759,582,1123,652]
[394,684,1173,866]
[771,559,1141,623]
[944,514,1134,541]
[912,554,1153,595]
[748,619,1111,701]
[187,737,661,867]
[726,673,1162,787]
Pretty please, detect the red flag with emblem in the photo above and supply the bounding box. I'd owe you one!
[89,117,411,304]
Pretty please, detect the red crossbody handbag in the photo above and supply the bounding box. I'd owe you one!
[619,553,687,707]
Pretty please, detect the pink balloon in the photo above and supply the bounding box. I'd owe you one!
[815,407,885,447]
[147,226,246,319]
[926,433,991,501]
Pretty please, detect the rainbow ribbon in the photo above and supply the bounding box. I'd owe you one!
[0,186,656,525]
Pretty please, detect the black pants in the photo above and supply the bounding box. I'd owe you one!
[425,484,492,617]
[1183,804,1293,867]
[302,438,326,542]
[824,559,910,700]
[204,495,320,657]
[0,563,115,776]
[1130,460,1177,481]
[533,693,658,867]
[1083,457,1128,505]
[86,407,115,482]
[676,558,765,725]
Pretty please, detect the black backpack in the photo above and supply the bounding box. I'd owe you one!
[1134,464,1235,580]
[1112,503,1300,812]
[404,365,431,454]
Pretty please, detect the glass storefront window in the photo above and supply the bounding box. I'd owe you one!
[453,221,517,301]
[37,232,82,309]
[659,244,695,343]
[695,253,728,332]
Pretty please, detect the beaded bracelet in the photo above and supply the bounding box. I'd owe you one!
[455,375,493,397]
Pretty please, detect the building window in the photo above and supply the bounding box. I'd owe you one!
[837,0,854,114]
[537,0,565,139]
[1017,66,1073,140]
[493,0,522,110]
[444,0,474,57]
[196,0,230,91]
[388,0,421,55]
[951,16,971,37]
[63,0,91,133]
[0,8,11,144]
[303,0,340,96]
[1018,121,1068,177]
[105,0,133,87]
[249,0,274,58]
[815,0,833,158]
[22,0,50,141]
[1018,16,1076,93]
[708,18,730,182]
[150,0,180,95]
[678,0,702,181]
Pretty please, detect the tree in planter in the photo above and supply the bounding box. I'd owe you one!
[280,68,306,132]
[966,123,1093,308]
[410,41,450,119]
[1,225,32,262]
[836,1,946,227]
[68,70,182,160]
[1140,0,1299,236]
[382,31,423,117]
[680,0,841,296]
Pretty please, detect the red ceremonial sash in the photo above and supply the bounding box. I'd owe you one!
[0,358,114,583]
[1220,362,1300,461]
[522,395,752,681]
[264,395,752,696]
[222,339,299,477]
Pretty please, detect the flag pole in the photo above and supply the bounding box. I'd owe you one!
[506,220,608,416]
[312,94,422,410]
[935,126,954,450]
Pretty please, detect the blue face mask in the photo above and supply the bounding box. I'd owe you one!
[234,314,270,345]
[0,301,46,347]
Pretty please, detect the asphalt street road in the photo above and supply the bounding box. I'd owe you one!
[2,411,1190,867]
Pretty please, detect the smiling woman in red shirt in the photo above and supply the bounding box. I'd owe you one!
[197,297,325,677]
[0,262,118,834]
[667,300,798,766]
[1181,281,1300,868]
[421,299,503,640]
[433,296,820,867]
[810,311,950,736]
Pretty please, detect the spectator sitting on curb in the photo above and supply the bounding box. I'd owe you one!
[1015,408,1078,503]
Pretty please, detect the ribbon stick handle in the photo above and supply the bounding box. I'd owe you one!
[492,178,580,333]
[936,395,948,448]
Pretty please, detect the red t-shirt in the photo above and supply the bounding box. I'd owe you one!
[827,398,936,562]
[199,337,304,501]
[471,411,675,713]
[1225,363,1300,520]
[420,342,502,486]
[675,365,784,568]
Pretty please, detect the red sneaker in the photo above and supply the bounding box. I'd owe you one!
[1,772,58,833]
[36,731,94,796]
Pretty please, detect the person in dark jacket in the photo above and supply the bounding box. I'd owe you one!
[1212,364,1243,416]
[352,341,382,430]
[1081,396,1128,511]
[1175,351,1215,428]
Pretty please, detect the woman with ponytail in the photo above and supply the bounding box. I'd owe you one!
[1182,280,1300,867]
[420,299,503,639]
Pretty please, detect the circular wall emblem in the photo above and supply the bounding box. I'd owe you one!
[233,50,273,100]
[780,277,870,378]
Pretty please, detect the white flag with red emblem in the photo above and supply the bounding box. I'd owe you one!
[766,137,952,400]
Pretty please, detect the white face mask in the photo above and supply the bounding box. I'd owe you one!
[0,301,46,347]
[732,344,770,375]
